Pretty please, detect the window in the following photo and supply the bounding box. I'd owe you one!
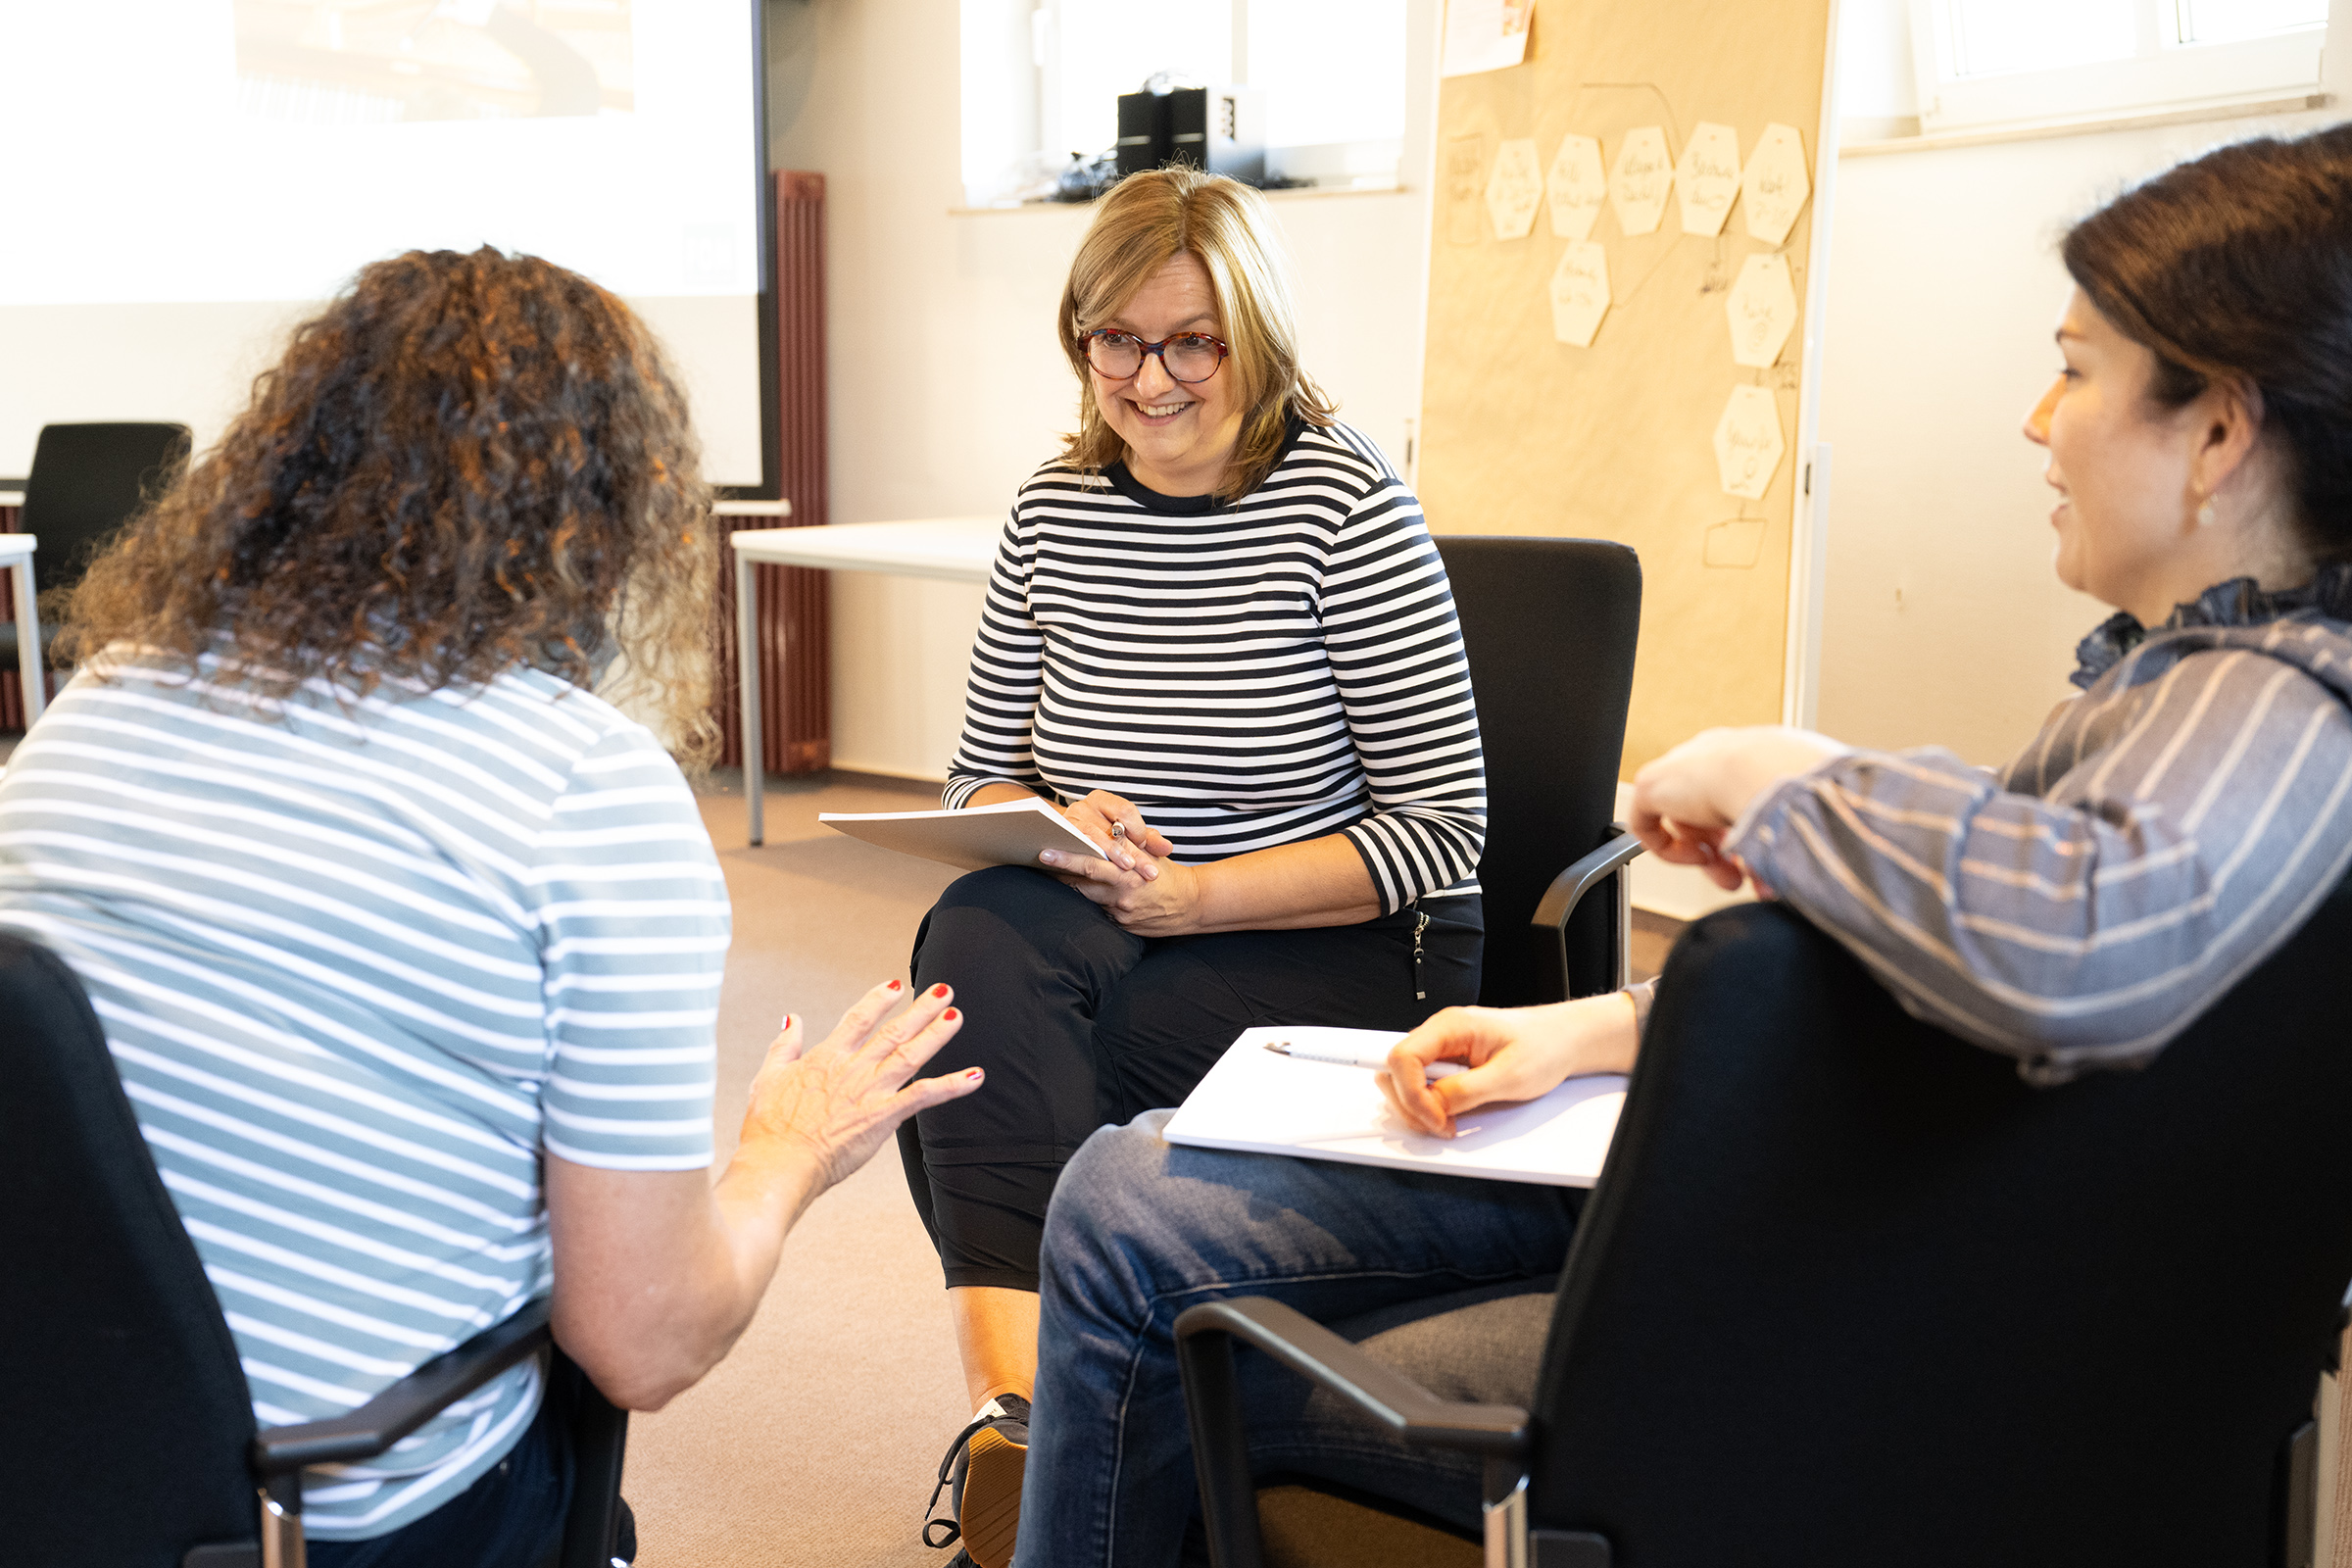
[1908,0,2325,133]
[960,0,1408,207]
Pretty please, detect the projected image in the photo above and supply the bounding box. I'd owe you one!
[235,0,634,124]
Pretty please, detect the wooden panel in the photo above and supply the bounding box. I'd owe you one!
[1417,0,1834,772]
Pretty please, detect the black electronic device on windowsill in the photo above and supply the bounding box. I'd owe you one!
[1114,83,1266,185]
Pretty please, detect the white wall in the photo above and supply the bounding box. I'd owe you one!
[766,0,1440,780]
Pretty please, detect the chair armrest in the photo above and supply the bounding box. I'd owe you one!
[1175,1298,1529,1568]
[1532,828,1645,1000]
[252,1298,554,1477]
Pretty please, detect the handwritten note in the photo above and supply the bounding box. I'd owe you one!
[1485,138,1544,240]
[1441,0,1533,78]
[1740,122,1811,247]
[1704,517,1767,568]
[1725,252,1797,368]
[1714,384,1785,501]
[1443,133,1492,246]
[1545,134,1606,241]
[1675,122,1740,237]
[1549,241,1610,347]
[1607,126,1673,237]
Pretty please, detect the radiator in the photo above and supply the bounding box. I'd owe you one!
[714,168,831,773]
[0,505,44,730]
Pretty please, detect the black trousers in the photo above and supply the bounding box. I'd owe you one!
[896,866,1483,1292]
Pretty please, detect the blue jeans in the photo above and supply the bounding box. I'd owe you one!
[1018,1109,1583,1567]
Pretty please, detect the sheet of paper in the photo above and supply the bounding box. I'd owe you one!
[1549,240,1610,347]
[1726,251,1797,368]
[1606,126,1673,237]
[1441,0,1534,78]
[1443,132,1493,247]
[1545,133,1606,240]
[818,797,1107,874]
[1714,384,1785,501]
[1485,137,1544,239]
[1162,1027,1625,1188]
[1740,122,1811,246]
[1675,122,1740,236]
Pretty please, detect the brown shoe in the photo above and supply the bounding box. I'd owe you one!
[922,1394,1030,1568]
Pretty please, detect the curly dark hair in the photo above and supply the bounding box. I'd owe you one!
[63,246,717,755]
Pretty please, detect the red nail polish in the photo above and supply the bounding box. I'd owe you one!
[886,979,903,991]
[965,1067,984,1080]
[932,983,950,998]
[943,1007,959,1021]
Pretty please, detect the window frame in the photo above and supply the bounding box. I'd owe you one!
[1905,0,2324,134]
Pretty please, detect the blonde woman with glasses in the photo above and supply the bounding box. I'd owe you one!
[904,168,1488,1567]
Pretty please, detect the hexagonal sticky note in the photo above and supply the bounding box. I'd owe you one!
[1485,138,1544,240]
[1715,385,1785,500]
[1545,134,1606,241]
[1725,252,1798,368]
[1741,122,1811,247]
[1676,122,1740,237]
[1607,126,1673,237]
[1549,241,1610,347]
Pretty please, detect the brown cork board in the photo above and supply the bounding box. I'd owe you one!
[1417,0,1835,774]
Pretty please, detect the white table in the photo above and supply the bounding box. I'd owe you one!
[0,534,42,724]
[728,517,1001,844]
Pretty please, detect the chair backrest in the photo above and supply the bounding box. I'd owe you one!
[21,421,191,593]
[0,933,258,1562]
[1432,536,1641,1006]
[1522,892,2352,1566]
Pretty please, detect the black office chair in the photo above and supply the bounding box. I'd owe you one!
[0,420,192,668]
[1180,887,2352,1567]
[1432,536,1643,1004]
[0,932,633,1568]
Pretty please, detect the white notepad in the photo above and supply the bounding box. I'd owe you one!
[1162,1026,1625,1188]
[817,797,1109,873]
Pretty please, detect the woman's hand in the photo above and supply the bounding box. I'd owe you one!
[1039,837,1209,936]
[736,978,982,1195]
[1628,726,1850,892]
[1377,993,1640,1139]
[1058,789,1177,863]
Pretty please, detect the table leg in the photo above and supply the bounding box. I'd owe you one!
[737,549,763,846]
[11,558,43,727]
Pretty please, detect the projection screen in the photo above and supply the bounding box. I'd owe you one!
[0,0,774,491]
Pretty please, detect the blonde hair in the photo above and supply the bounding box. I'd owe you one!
[1057,168,1338,499]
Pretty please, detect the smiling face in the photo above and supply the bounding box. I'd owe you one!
[2024,288,2223,624]
[1087,252,1246,497]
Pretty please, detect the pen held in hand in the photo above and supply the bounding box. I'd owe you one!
[1263,1040,1467,1080]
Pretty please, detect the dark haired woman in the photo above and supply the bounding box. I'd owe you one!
[0,247,980,1563]
[1016,123,2352,1566]
[903,167,1488,1566]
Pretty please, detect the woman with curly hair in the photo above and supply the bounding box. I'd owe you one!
[0,247,981,1564]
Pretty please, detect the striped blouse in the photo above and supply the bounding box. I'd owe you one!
[1729,570,2352,1085]
[943,420,1487,913]
[0,651,727,1538]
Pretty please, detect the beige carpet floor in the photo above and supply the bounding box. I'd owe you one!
[627,770,971,1568]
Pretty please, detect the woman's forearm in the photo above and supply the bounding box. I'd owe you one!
[1186,833,1382,933]
[964,780,1043,808]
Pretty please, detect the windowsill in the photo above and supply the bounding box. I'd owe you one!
[1840,88,2331,158]
[951,178,1405,217]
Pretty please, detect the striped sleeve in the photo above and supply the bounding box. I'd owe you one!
[1321,473,1487,912]
[943,512,1046,809]
[533,726,727,1169]
[1728,649,2352,1083]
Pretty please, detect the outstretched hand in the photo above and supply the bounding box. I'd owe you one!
[739,978,982,1195]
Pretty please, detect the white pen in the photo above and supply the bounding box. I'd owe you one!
[1263,1039,1467,1079]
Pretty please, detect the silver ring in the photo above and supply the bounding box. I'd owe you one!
[1109,821,1127,840]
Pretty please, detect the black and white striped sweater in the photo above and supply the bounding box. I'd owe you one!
[942,420,1486,914]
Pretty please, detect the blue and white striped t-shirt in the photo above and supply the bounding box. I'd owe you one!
[0,651,728,1538]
